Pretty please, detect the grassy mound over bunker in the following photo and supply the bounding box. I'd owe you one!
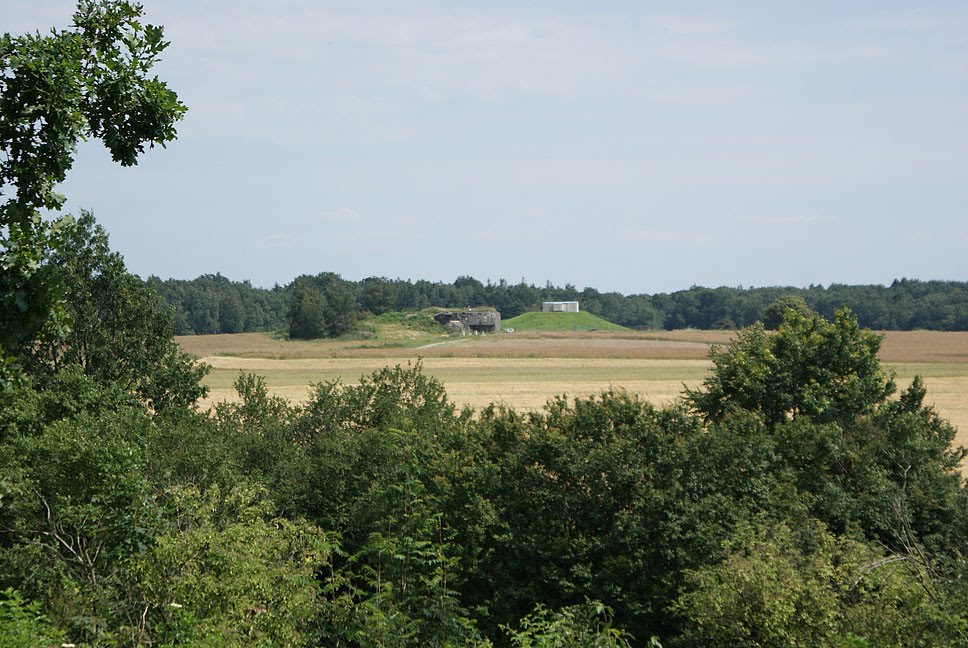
[502,311,628,332]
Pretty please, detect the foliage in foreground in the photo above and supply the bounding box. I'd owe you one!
[3,302,968,645]
[1,0,186,386]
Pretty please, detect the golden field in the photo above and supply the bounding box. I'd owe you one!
[179,329,968,450]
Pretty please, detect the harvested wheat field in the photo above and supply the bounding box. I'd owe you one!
[181,329,968,451]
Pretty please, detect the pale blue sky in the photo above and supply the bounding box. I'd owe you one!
[5,1,967,293]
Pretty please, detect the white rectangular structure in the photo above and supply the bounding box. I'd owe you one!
[542,301,580,313]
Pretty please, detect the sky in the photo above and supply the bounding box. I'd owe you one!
[4,1,967,294]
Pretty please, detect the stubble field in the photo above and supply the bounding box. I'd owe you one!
[179,329,968,450]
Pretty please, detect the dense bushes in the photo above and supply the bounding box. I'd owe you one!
[3,307,968,645]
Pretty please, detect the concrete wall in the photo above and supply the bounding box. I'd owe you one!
[434,310,502,333]
[542,301,580,313]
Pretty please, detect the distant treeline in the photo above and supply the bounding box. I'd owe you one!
[148,274,968,334]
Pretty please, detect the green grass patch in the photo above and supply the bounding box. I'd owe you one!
[503,311,629,332]
[369,310,448,333]
[373,310,427,325]
[343,310,451,344]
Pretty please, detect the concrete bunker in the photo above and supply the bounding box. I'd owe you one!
[433,310,501,334]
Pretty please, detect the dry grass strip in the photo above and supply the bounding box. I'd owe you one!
[184,330,968,458]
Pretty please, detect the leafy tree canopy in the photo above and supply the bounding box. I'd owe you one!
[287,273,359,339]
[687,307,896,426]
[762,294,812,330]
[21,212,208,410]
[0,0,184,221]
[1,0,186,382]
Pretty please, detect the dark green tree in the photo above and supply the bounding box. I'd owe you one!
[287,273,358,339]
[287,277,326,339]
[1,0,186,380]
[218,289,245,333]
[762,294,812,330]
[0,404,164,643]
[686,308,896,427]
[360,276,395,315]
[22,212,207,411]
[319,273,359,337]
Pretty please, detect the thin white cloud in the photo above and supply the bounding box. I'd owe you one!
[742,214,837,226]
[843,8,968,34]
[630,229,721,245]
[315,207,362,224]
[649,13,737,35]
[256,233,300,250]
